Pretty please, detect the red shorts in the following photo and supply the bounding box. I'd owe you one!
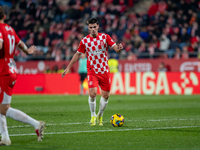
[87,71,111,91]
[0,73,17,104]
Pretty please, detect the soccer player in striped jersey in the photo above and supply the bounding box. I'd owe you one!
[62,18,123,126]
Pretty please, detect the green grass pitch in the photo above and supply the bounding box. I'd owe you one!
[1,95,200,150]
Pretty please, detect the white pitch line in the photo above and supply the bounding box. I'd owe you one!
[9,125,200,137]
[7,118,199,129]
[8,122,85,128]
[145,118,196,122]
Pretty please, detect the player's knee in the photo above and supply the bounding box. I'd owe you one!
[89,93,96,99]
[102,94,109,100]
[0,104,10,115]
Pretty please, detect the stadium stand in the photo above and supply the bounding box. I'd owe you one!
[1,0,200,61]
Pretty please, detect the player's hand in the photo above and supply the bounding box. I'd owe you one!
[61,69,69,78]
[117,43,123,53]
[27,45,37,54]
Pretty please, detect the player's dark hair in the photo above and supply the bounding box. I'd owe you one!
[87,18,98,25]
[0,6,5,20]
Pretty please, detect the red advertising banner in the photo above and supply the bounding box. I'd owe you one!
[13,72,200,95]
[15,61,79,74]
[119,58,200,72]
[13,74,80,94]
[15,58,200,74]
[110,72,200,95]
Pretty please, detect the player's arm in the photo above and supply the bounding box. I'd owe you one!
[0,31,3,50]
[106,34,123,53]
[112,43,123,53]
[17,41,37,55]
[62,52,82,78]
[0,40,3,50]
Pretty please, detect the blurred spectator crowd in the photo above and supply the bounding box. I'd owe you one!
[2,0,200,61]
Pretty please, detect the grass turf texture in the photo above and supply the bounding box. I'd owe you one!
[1,95,200,150]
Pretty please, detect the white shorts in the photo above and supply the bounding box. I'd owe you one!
[1,92,12,104]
